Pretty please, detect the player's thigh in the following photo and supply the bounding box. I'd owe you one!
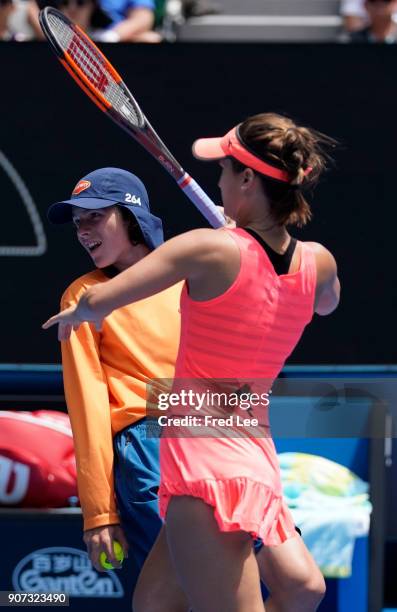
[166,495,265,612]
[256,533,325,595]
[133,525,189,612]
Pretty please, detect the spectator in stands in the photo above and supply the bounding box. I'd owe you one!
[344,0,397,42]
[341,0,397,32]
[99,0,160,41]
[27,0,113,40]
[341,0,370,31]
[0,0,14,40]
[27,0,159,42]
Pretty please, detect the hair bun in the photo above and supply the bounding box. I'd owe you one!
[236,112,337,226]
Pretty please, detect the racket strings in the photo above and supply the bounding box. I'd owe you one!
[47,13,141,126]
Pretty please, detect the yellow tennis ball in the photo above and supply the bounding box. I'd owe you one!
[99,540,124,570]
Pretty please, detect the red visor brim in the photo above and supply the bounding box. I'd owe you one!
[192,127,312,184]
[192,137,226,161]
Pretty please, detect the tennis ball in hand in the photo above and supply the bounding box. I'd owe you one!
[99,540,124,570]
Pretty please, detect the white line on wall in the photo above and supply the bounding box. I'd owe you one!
[0,149,47,256]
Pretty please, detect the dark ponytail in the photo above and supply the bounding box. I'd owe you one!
[232,113,336,226]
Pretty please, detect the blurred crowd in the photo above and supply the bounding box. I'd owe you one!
[0,0,219,41]
[1,0,397,43]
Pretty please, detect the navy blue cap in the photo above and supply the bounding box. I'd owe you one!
[47,168,164,250]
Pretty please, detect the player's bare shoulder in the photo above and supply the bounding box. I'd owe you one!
[177,227,240,297]
[305,241,340,316]
[305,241,337,284]
[177,227,239,265]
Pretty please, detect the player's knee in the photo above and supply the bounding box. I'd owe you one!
[295,571,326,609]
[273,568,326,610]
[300,571,326,607]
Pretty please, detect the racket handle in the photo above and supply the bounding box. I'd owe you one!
[177,173,225,229]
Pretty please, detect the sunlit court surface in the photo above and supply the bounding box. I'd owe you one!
[0,1,397,610]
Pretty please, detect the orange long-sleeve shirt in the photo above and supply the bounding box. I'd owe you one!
[61,269,181,531]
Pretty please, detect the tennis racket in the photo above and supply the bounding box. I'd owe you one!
[38,7,225,228]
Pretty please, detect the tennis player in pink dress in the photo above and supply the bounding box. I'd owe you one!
[44,112,340,612]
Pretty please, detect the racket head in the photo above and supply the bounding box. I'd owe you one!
[39,7,145,129]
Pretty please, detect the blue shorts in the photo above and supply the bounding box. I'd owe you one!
[113,418,162,574]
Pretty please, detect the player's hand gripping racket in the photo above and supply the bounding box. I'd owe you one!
[39,7,225,228]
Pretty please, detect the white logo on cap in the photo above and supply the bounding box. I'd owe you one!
[125,193,141,205]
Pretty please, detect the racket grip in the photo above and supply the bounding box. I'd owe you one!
[177,174,226,229]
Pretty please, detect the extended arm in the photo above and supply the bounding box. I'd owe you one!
[43,228,225,337]
[111,6,156,41]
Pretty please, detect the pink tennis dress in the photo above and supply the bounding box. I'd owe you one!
[158,227,317,546]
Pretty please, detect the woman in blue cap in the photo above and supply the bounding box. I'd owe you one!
[46,167,187,609]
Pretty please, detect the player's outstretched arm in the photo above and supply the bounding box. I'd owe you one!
[43,228,224,338]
